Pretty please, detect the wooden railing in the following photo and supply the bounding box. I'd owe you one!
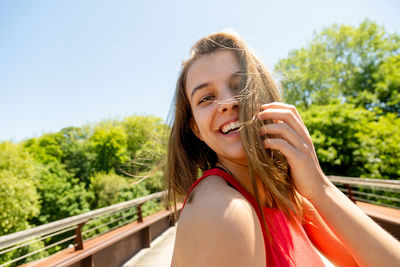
[328,175,400,209]
[0,192,180,267]
[328,175,400,240]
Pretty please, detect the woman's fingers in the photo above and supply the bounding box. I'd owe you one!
[258,102,322,172]
[262,102,306,128]
[259,122,309,153]
[262,137,299,162]
[258,107,312,147]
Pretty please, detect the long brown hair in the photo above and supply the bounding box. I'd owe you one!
[165,31,302,240]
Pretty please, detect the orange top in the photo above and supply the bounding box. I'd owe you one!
[179,168,326,267]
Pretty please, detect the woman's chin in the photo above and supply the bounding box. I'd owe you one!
[217,150,247,165]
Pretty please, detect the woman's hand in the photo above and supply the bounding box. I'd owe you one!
[259,102,400,265]
[258,102,332,202]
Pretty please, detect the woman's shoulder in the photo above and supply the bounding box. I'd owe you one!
[172,175,265,267]
[184,174,254,221]
[192,174,248,204]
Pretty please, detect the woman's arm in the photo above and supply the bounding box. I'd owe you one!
[258,102,400,267]
[310,180,400,266]
[301,195,359,266]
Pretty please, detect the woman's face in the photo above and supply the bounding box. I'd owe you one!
[185,49,246,163]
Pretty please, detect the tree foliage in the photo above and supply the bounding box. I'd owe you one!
[0,142,40,235]
[122,116,168,174]
[301,103,400,210]
[31,162,93,225]
[90,122,129,173]
[276,19,400,114]
[23,133,64,165]
[59,127,96,185]
[89,171,146,208]
[358,112,400,179]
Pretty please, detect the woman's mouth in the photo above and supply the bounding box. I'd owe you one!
[220,121,241,134]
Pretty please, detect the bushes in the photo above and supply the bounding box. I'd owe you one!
[301,103,400,180]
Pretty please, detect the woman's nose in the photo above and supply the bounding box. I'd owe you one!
[217,89,239,113]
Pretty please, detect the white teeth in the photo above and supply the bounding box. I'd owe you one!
[222,121,241,134]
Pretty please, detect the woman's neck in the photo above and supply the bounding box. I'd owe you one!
[216,159,269,206]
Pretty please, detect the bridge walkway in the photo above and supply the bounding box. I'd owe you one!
[122,225,176,267]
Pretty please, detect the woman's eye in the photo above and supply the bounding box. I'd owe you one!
[232,83,240,91]
[198,95,214,104]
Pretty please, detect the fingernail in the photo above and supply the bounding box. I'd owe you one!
[262,104,271,109]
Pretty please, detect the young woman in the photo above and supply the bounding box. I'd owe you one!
[165,31,400,266]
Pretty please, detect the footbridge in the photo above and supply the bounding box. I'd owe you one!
[1,176,399,267]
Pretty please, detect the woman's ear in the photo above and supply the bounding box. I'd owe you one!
[190,118,203,141]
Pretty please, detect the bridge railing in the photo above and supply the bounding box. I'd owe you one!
[1,177,400,266]
[328,176,400,209]
[0,191,166,267]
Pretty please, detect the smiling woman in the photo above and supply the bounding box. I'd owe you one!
[164,31,400,267]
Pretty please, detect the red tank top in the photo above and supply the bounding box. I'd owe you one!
[179,168,325,267]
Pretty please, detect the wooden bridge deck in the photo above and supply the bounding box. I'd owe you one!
[122,225,176,267]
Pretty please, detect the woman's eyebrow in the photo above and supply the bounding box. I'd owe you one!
[229,71,241,84]
[231,70,243,78]
[190,82,210,99]
[231,70,242,79]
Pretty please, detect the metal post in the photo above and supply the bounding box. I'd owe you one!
[137,204,143,223]
[143,226,151,248]
[74,222,86,250]
[169,213,176,226]
[346,184,355,203]
[82,255,94,267]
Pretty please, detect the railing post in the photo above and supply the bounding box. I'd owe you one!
[74,222,86,250]
[137,204,143,223]
[166,202,177,226]
[169,214,176,226]
[143,226,151,248]
[345,184,355,203]
[82,255,94,267]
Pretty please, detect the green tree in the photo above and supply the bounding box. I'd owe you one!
[23,133,64,164]
[31,162,93,225]
[121,116,168,176]
[123,116,166,154]
[0,142,40,235]
[301,104,400,180]
[301,103,375,177]
[357,112,400,179]
[89,172,148,208]
[372,54,400,114]
[140,169,164,193]
[90,122,128,173]
[59,127,96,185]
[276,19,400,113]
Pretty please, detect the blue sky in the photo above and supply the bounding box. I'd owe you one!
[1,0,399,141]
